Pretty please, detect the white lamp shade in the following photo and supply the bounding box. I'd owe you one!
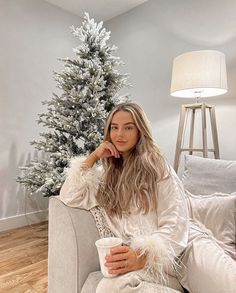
[170,50,228,98]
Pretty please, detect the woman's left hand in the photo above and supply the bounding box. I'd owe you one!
[105,245,146,276]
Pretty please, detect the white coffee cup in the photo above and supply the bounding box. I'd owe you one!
[95,237,123,278]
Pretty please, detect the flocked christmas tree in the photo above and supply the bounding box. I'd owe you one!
[17,13,130,197]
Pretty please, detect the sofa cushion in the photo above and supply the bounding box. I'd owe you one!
[186,190,236,260]
[182,155,236,195]
[81,271,103,293]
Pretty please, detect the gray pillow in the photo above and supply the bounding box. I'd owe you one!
[182,155,236,195]
[186,190,236,260]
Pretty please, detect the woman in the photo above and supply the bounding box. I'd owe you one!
[60,103,236,293]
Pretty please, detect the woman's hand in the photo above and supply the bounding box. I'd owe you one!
[94,141,121,159]
[82,141,120,169]
[105,245,146,276]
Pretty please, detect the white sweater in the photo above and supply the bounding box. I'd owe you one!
[59,156,189,282]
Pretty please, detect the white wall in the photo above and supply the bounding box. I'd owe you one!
[106,0,236,166]
[0,0,81,229]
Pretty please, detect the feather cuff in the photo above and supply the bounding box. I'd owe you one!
[66,156,102,189]
[130,235,181,285]
[59,156,102,209]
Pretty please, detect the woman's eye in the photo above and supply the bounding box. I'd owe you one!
[125,127,133,130]
[111,126,118,130]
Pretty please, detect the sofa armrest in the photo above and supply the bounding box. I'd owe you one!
[48,196,100,293]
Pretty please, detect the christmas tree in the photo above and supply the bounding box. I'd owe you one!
[17,13,130,197]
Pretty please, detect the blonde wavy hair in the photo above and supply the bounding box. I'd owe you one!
[96,102,169,217]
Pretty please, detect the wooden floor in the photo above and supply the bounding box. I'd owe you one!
[0,221,48,293]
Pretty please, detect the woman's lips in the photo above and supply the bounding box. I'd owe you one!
[116,141,126,145]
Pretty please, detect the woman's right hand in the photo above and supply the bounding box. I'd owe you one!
[93,141,121,159]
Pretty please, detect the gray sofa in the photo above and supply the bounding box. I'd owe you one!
[48,199,101,293]
[48,155,236,293]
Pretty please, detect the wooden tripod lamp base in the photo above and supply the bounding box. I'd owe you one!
[174,103,220,172]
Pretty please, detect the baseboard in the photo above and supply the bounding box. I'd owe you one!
[0,209,49,232]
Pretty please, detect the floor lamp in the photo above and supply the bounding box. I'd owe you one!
[170,50,228,172]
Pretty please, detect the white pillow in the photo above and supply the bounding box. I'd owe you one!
[186,190,236,260]
[182,155,236,195]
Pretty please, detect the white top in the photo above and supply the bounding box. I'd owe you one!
[59,156,189,279]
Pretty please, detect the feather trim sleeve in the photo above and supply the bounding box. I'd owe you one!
[59,156,102,210]
[130,167,189,284]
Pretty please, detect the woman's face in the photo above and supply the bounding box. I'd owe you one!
[110,111,140,157]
